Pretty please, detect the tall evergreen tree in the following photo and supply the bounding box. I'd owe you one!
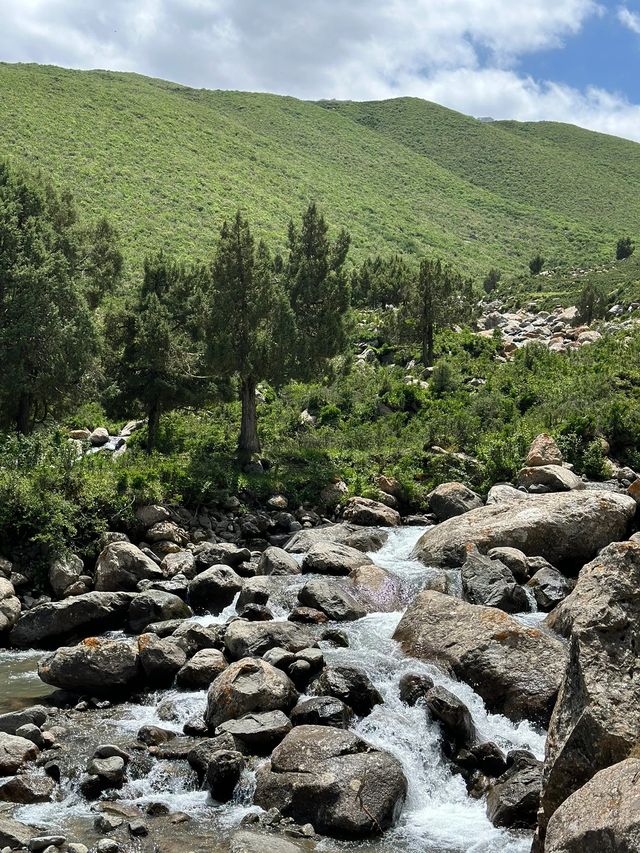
[114,253,207,452]
[0,162,99,433]
[396,258,475,365]
[207,212,295,458]
[578,280,607,325]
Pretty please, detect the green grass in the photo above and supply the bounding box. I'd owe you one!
[1,63,639,282]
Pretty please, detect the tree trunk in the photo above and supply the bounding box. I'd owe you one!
[238,376,261,460]
[16,394,31,434]
[422,322,434,366]
[147,401,161,454]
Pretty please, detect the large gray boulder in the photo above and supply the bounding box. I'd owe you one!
[176,648,228,689]
[544,759,640,853]
[0,578,20,634]
[527,566,571,611]
[95,542,163,591]
[461,547,530,613]
[411,490,635,569]
[10,591,132,648]
[38,638,140,693]
[230,830,305,853]
[138,633,187,685]
[301,542,373,575]
[526,434,563,467]
[285,524,388,554]
[205,658,298,729]
[393,591,567,724]
[0,815,38,848]
[534,541,640,848]
[129,590,191,633]
[517,465,585,492]
[0,732,39,775]
[312,665,382,717]
[428,482,483,521]
[486,753,543,829]
[342,496,401,527]
[224,620,316,660]
[48,553,85,597]
[298,579,366,621]
[349,563,406,612]
[188,565,243,613]
[217,710,292,753]
[254,725,407,838]
[257,547,300,576]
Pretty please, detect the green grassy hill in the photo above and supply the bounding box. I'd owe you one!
[1,63,639,278]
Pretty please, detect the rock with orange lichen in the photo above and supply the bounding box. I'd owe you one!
[38,637,140,693]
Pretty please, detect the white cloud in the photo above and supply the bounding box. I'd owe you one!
[618,6,640,34]
[0,0,638,141]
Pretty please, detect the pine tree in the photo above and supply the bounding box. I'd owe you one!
[616,237,634,261]
[0,162,99,432]
[207,212,295,458]
[113,253,207,452]
[578,280,607,325]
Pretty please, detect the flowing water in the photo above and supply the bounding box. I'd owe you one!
[5,526,546,852]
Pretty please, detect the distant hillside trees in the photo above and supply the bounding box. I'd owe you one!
[616,237,635,261]
[111,253,208,452]
[529,254,544,275]
[393,258,475,365]
[0,162,120,433]
[578,281,608,325]
[351,254,412,308]
[483,268,501,295]
[207,204,351,458]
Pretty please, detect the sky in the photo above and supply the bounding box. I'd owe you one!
[0,0,639,141]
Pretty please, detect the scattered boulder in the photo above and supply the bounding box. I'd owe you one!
[176,648,228,689]
[188,566,243,613]
[161,550,196,579]
[0,579,20,634]
[301,542,372,576]
[10,592,132,648]
[487,547,529,583]
[38,638,140,694]
[312,665,382,717]
[204,658,298,729]
[138,633,187,686]
[544,759,640,853]
[135,504,170,528]
[342,496,401,527]
[0,707,48,736]
[428,483,483,521]
[0,815,38,848]
[298,579,366,621]
[48,554,85,598]
[224,620,316,660]
[290,696,353,728]
[0,733,39,775]
[425,686,477,752]
[487,753,543,829]
[217,710,292,753]
[526,434,563,467]
[527,566,571,611]
[349,563,405,612]
[257,547,300,576]
[393,591,567,724]
[411,491,635,569]
[129,591,192,633]
[206,749,245,802]
[0,773,55,803]
[398,673,434,706]
[254,725,407,838]
[517,465,584,492]
[285,523,388,554]
[89,427,110,447]
[230,830,305,853]
[95,543,163,591]
[461,547,530,613]
[535,540,640,846]
[194,542,251,571]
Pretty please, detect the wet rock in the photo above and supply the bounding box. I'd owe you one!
[428,482,483,521]
[85,755,125,790]
[186,734,238,782]
[0,733,39,775]
[161,550,196,579]
[257,547,300,576]
[312,665,382,717]
[286,524,388,554]
[517,465,585,492]
[218,710,292,753]
[205,658,298,729]
[393,591,567,724]
[230,829,306,853]
[137,725,175,746]
[194,542,251,571]
[138,633,187,685]
[172,621,225,655]
[176,648,228,689]
[14,724,44,749]
[28,837,67,852]
[349,563,405,612]
[10,592,132,648]
[288,606,327,624]
[526,566,571,611]
[486,754,543,829]
[224,620,316,660]
[0,769,54,802]
[535,540,640,847]
[342,496,401,527]
[254,725,407,838]
[38,638,140,694]
[238,603,273,621]
[487,547,529,583]
[188,565,243,613]
[461,547,530,613]
[95,542,163,591]
[526,434,563,467]
[298,579,366,621]
[425,686,477,752]
[128,591,191,633]
[206,749,245,802]
[48,554,85,598]
[291,696,353,728]
[301,542,372,575]
[0,707,47,736]
[321,627,349,647]
[544,758,640,853]
[0,815,37,849]
[398,673,434,706]
[412,490,635,569]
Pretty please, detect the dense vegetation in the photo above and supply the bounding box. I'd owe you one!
[2,64,640,278]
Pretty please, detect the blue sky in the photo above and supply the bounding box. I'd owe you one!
[0,0,639,141]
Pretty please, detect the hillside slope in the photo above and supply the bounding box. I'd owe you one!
[0,63,638,276]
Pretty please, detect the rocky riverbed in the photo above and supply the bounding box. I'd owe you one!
[1,436,639,853]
